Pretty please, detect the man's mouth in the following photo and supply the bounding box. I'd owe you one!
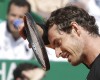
[60,52,70,58]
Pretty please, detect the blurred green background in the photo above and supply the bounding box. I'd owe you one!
[0,0,9,20]
[0,60,89,80]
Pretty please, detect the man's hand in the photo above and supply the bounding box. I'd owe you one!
[22,68,46,80]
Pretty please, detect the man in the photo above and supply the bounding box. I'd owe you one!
[47,5,100,80]
[0,0,33,59]
[17,5,100,80]
[13,63,45,80]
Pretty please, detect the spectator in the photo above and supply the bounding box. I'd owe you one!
[13,62,46,80]
[0,0,34,60]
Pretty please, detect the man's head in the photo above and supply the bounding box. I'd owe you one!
[13,63,45,80]
[7,0,31,40]
[46,5,99,66]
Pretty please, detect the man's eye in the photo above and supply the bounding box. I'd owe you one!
[55,40,61,47]
[11,14,16,17]
[55,42,60,47]
[19,16,24,19]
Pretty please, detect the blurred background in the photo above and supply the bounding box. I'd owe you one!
[1,0,100,80]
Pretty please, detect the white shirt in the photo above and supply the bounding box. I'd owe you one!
[0,21,33,60]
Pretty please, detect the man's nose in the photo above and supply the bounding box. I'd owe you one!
[55,47,62,58]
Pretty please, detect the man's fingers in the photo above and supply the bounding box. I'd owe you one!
[22,71,30,80]
[28,44,32,48]
[19,26,26,40]
[23,16,27,27]
[22,70,34,79]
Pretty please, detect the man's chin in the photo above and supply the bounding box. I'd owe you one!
[11,32,20,39]
[71,61,80,66]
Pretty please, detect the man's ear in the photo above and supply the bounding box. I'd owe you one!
[70,22,81,36]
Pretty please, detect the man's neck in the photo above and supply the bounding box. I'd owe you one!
[83,36,100,67]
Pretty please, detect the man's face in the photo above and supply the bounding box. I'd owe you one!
[7,4,28,38]
[48,24,84,66]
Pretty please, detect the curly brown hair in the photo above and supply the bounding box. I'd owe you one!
[46,5,99,35]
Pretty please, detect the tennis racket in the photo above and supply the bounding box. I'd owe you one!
[24,13,50,71]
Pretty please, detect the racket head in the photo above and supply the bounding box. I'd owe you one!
[24,13,50,71]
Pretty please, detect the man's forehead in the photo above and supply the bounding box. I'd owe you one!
[48,24,61,46]
[10,4,28,11]
[48,25,56,39]
[48,24,58,32]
